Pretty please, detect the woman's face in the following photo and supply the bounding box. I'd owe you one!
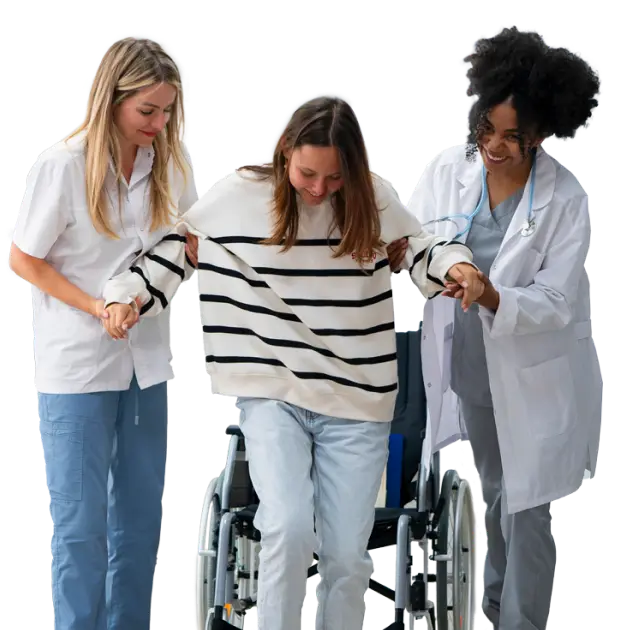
[114,83,176,151]
[477,100,543,175]
[286,144,344,206]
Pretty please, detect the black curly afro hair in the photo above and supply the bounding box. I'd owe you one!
[464,27,600,160]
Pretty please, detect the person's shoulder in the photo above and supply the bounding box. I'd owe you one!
[371,173,405,210]
[411,144,472,188]
[209,168,273,200]
[23,135,86,190]
[431,144,468,167]
[545,153,587,202]
[31,134,86,172]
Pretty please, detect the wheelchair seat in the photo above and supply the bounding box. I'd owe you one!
[232,503,428,552]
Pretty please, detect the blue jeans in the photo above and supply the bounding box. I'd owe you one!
[236,398,390,630]
[38,376,168,630]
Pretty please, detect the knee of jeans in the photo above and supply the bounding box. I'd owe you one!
[262,508,315,555]
[318,535,371,579]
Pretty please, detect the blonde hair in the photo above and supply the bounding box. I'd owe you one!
[68,38,188,238]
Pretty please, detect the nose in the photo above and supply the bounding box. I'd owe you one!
[484,132,504,152]
[311,178,326,196]
[150,111,168,132]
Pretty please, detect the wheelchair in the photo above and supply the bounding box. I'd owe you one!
[196,327,476,630]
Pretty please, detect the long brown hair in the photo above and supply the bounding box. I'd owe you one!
[68,38,188,238]
[239,96,382,259]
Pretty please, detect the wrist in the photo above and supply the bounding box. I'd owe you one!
[479,285,500,311]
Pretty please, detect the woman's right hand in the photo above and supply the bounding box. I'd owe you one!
[102,301,140,339]
[387,238,408,272]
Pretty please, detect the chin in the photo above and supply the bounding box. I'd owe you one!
[300,192,327,207]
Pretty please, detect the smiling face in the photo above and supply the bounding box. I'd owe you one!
[114,82,177,151]
[285,144,344,206]
[477,100,543,176]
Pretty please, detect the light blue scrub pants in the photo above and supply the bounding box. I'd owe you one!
[38,375,168,630]
[236,397,391,630]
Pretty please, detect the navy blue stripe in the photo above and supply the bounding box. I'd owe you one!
[198,263,270,288]
[199,294,395,337]
[130,266,168,309]
[208,236,342,246]
[139,295,156,315]
[146,253,185,280]
[162,234,186,243]
[203,325,397,366]
[253,257,389,278]
[205,354,397,393]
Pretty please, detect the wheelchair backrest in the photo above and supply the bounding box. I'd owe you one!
[385,324,427,507]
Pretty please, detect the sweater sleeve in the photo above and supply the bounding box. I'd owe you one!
[102,221,196,316]
[376,176,474,299]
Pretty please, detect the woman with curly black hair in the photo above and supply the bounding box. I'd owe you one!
[389,27,603,629]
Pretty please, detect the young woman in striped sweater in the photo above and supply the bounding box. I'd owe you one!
[101,96,482,630]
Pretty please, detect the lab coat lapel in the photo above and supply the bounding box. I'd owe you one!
[496,148,557,260]
[455,155,483,246]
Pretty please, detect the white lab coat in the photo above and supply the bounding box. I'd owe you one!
[407,145,602,513]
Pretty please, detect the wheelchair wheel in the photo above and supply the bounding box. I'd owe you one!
[196,476,221,630]
[453,481,477,630]
[435,471,458,630]
[435,471,475,630]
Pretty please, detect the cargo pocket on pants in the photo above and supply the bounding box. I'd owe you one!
[39,419,85,503]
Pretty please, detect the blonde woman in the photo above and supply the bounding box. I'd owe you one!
[9,38,197,630]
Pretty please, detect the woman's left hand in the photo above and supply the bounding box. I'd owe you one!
[443,270,500,311]
[446,263,485,311]
[103,300,140,339]
[185,232,199,268]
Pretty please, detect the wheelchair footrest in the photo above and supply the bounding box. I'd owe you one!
[382,623,405,630]
[211,610,243,629]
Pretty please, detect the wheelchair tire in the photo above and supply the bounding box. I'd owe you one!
[196,476,222,630]
[453,481,477,630]
[433,468,460,630]
[435,471,475,630]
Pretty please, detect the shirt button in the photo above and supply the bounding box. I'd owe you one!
[427,383,432,388]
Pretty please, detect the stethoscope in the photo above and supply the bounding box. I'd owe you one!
[423,150,538,240]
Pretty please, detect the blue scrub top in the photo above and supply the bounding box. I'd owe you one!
[450,187,524,407]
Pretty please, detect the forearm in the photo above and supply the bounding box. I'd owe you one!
[10,244,96,315]
[102,229,191,316]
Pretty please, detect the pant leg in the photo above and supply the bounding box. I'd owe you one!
[38,391,119,630]
[499,489,555,630]
[459,400,506,628]
[237,398,317,630]
[311,415,390,630]
[106,377,168,630]
[461,399,556,630]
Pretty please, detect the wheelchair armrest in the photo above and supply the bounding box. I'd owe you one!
[226,425,244,438]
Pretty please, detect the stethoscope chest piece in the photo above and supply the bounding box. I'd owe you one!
[520,219,536,237]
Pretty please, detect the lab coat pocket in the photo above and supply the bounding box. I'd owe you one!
[519,355,576,439]
[442,323,454,393]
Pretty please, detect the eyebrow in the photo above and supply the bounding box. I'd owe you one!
[139,101,174,109]
[482,120,522,134]
[299,166,341,176]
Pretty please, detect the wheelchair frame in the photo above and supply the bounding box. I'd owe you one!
[196,424,475,630]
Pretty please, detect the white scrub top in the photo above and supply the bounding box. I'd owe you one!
[13,133,198,394]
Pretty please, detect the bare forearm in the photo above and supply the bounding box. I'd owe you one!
[10,260,95,315]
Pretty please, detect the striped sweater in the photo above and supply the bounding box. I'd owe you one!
[103,171,472,422]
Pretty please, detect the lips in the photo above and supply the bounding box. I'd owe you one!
[140,131,157,138]
[483,148,508,164]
